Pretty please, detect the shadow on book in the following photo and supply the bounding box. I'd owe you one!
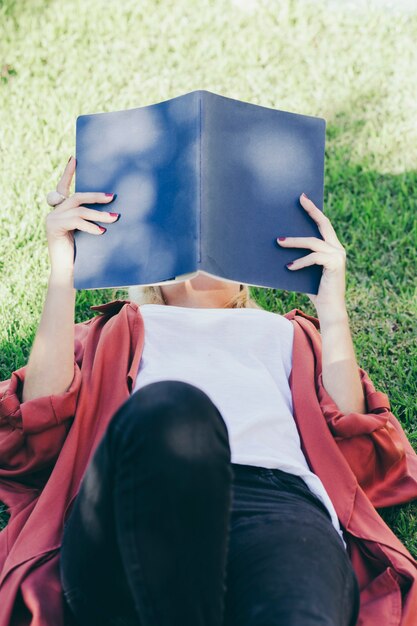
[74,90,326,295]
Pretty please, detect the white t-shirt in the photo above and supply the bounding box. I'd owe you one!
[131,303,347,549]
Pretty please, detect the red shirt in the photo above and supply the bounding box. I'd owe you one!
[1,300,416,625]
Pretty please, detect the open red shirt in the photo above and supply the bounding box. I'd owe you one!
[1,300,417,625]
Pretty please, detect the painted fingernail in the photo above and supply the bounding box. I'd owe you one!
[109,212,120,219]
[286,262,294,267]
[278,237,286,241]
[301,192,308,199]
[105,193,114,197]
[99,226,107,233]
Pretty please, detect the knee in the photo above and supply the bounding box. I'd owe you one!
[109,380,230,466]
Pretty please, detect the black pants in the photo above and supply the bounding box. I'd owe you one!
[60,380,360,626]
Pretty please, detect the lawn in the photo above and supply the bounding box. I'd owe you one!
[0,0,416,557]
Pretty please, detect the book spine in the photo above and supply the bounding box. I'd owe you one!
[198,92,202,264]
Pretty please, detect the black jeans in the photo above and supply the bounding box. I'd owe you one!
[60,380,360,626]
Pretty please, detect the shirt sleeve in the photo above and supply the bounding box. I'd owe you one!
[0,320,91,481]
[317,366,417,509]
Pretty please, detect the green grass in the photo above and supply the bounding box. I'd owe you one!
[0,0,416,555]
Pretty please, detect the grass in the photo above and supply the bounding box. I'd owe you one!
[0,0,416,555]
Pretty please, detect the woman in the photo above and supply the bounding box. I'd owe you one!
[1,157,417,626]
[61,285,361,626]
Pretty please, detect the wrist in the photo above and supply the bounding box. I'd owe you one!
[48,268,75,289]
[315,303,349,325]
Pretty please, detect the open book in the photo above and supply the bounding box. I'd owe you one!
[74,90,326,294]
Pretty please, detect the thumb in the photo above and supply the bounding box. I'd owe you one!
[56,156,76,197]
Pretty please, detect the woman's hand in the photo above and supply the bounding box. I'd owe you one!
[45,156,120,278]
[277,193,366,414]
[277,192,347,320]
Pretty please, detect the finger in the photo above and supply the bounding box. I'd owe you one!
[57,156,76,197]
[277,236,331,253]
[299,194,343,248]
[77,206,120,222]
[68,192,116,208]
[54,191,116,212]
[286,251,344,271]
[73,217,108,236]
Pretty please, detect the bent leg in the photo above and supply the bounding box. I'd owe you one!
[60,380,232,626]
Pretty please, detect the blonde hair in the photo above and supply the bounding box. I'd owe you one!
[128,283,264,310]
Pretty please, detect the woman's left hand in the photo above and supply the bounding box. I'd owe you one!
[277,193,347,317]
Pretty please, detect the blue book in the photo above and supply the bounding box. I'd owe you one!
[74,90,326,294]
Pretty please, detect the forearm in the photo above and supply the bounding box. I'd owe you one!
[22,270,76,402]
[318,307,367,415]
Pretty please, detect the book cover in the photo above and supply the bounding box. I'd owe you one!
[74,90,326,294]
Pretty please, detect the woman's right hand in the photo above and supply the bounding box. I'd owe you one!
[45,156,120,278]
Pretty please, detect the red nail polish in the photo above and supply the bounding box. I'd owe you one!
[109,212,119,217]
[278,237,286,241]
[105,193,114,197]
[99,226,107,233]
[286,262,294,267]
[302,193,308,199]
